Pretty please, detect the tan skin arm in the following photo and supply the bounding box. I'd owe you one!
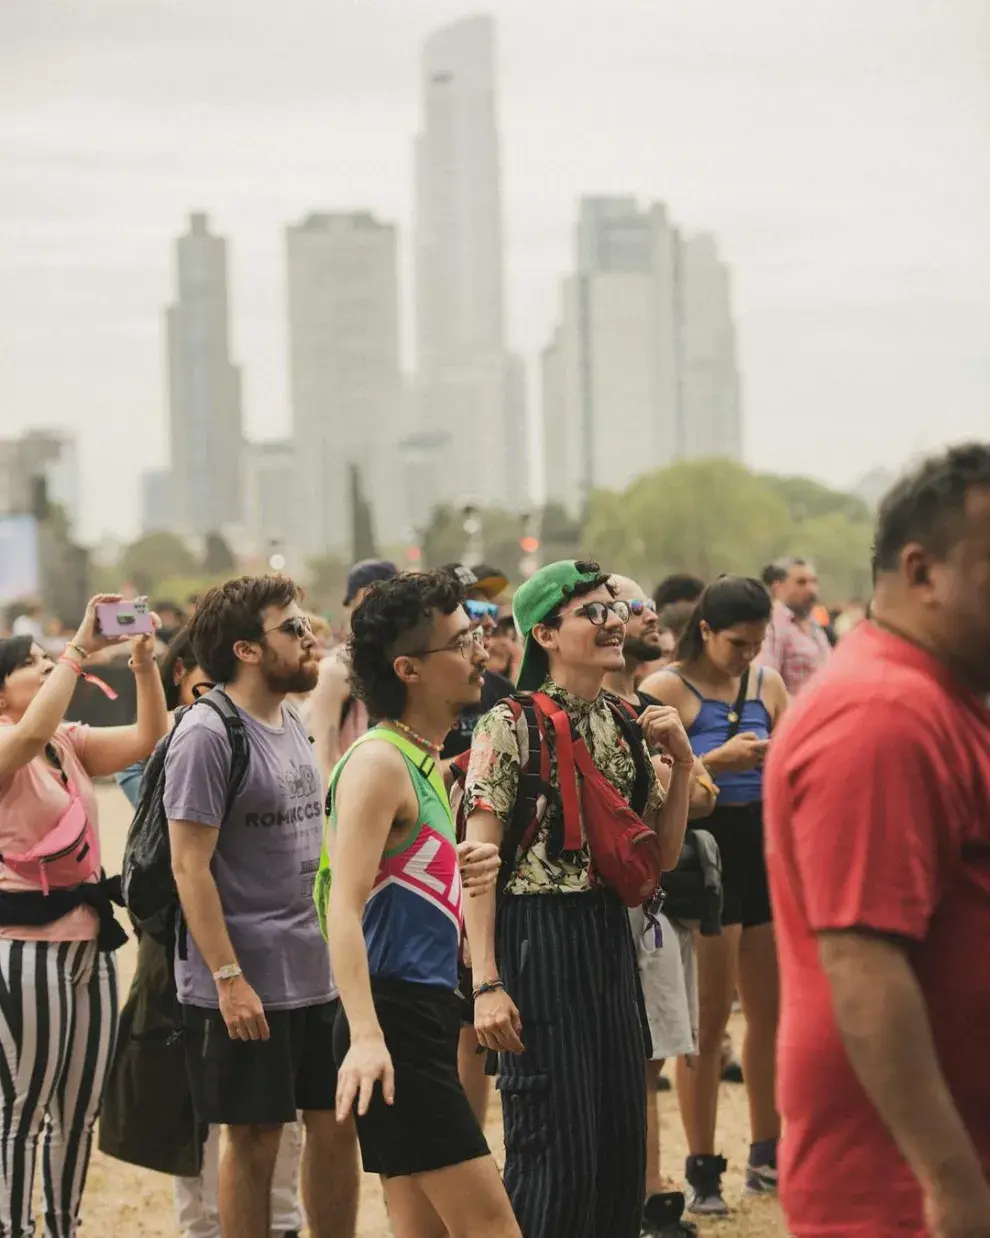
[819,931,990,1233]
[308,651,351,782]
[169,818,270,1041]
[82,640,169,777]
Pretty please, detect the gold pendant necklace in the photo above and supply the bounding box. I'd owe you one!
[386,717,441,757]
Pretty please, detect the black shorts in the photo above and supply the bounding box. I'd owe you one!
[334,979,489,1178]
[182,999,339,1126]
[704,802,772,929]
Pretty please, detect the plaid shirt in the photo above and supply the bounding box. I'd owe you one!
[761,600,832,696]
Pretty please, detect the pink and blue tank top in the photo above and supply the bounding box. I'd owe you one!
[316,727,463,991]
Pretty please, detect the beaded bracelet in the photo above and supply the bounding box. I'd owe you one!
[472,978,505,1000]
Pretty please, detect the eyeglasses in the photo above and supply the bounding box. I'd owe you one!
[406,628,486,660]
[627,598,657,617]
[262,616,313,640]
[465,599,500,624]
[572,600,631,626]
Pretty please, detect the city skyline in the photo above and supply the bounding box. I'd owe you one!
[2,0,988,542]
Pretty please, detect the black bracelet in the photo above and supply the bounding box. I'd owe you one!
[472,978,505,1000]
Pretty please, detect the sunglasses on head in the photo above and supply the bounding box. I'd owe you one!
[262,616,313,640]
[465,599,500,623]
[573,600,631,626]
[627,598,657,616]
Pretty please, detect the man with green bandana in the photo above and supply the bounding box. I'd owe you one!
[461,560,694,1238]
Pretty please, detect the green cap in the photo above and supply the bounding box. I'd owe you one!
[513,560,603,692]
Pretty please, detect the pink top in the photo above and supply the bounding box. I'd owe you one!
[0,722,100,941]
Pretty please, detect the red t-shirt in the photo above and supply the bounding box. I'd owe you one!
[764,621,990,1238]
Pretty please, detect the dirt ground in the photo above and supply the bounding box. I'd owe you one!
[69,785,790,1237]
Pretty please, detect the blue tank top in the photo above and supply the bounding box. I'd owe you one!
[674,669,771,804]
[317,727,463,991]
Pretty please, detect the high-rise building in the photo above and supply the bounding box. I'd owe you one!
[165,213,243,537]
[0,430,80,528]
[242,440,295,563]
[286,212,403,557]
[678,234,742,462]
[140,468,172,534]
[542,197,741,511]
[414,15,521,510]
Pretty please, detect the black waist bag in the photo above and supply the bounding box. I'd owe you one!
[660,827,723,936]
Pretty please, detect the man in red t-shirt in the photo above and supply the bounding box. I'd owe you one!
[764,443,990,1238]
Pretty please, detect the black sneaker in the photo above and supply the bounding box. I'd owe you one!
[641,1190,698,1235]
[655,1073,673,1092]
[721,1059,744,1084]
[685,1154,729,1216]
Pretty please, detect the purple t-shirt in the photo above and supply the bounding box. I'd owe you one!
[163,699,335,1010]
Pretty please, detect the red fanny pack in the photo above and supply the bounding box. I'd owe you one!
[2,793,100,897]
[535,693,664,908]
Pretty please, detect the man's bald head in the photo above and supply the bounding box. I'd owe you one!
[610,575,663,664]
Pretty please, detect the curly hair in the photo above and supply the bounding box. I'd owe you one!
[873,443,990,577]
[348,570,465,720]
[188,575,301,683]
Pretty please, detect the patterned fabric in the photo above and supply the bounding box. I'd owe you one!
[464,678,663,895]
[760,600,832,696]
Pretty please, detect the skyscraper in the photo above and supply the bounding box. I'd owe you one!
[286,212,403,557]
[678,234,743,462]
[166,213,243,537]
[414,15,525,510]
[542,197,741,511]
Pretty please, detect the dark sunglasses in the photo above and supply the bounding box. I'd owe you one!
[465,599,500,623]
[627,598,657,616]
[262,616,312,640]
[573,600,631,626]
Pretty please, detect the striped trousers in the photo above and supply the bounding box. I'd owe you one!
[497,890,647,1238]
[0,940,118,1238]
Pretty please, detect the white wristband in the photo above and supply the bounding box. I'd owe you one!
[213,964,242,983]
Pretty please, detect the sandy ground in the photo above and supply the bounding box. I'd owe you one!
[67,785,790,1237]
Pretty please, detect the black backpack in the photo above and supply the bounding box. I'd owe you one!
[121,687,249,945]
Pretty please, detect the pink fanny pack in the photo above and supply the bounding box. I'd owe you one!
[2,795,100,896]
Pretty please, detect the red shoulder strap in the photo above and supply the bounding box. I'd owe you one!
[532,692,583,852]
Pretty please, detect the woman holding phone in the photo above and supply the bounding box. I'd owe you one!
[640,576,788,1218]
[0,593,168,1238]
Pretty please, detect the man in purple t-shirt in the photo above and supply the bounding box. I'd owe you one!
[165,575,358,1238]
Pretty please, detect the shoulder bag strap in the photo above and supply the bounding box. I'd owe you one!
[724,668,751,742]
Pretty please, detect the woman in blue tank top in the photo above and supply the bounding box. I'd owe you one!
[640,576,788,1218]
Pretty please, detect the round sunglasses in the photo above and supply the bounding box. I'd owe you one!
[573,600,631,626]
[627,598,657,616]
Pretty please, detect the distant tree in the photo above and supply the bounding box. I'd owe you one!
[119,532,199,595]
[421,506,467,569]
[757,473,871,526]
[202,532,237,576]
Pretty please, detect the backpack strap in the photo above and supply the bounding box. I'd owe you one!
[606,695,652,818]
[195,688,250,817]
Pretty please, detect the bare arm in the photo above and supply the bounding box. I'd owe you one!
[0,658,85,783]
[0,593,125,783]
[309,653,350,781]
[462,808,504,988]
[169,820,236,976]
[83,660,169,778]
[327,744,409,1043]
[653,756,717,820]
[819,932,988,1209]
[644,761,693,868]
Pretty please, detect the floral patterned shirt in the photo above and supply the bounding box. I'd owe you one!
[464,678,664,895]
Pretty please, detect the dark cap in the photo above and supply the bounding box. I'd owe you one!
[443,563,509,601]
[344,559,398,606]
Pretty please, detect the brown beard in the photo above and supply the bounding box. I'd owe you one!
[261,655,320,696]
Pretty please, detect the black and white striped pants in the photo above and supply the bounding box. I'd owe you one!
[497,889,647,1238]
[0,939,118,1238]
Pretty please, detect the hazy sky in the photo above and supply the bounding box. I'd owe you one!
[2,0,989,542]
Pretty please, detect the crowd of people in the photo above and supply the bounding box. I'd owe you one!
[0,440,987,1238]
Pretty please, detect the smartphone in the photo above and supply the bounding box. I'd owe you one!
[96,599,154,636]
